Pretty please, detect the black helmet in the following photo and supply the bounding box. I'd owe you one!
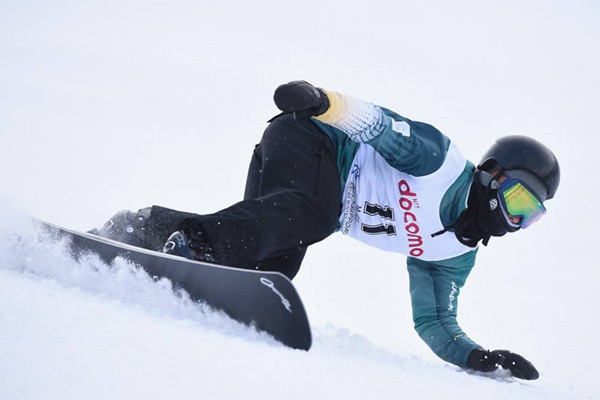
[478,135,560,201]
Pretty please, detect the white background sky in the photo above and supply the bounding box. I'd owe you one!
[1,1,599,399]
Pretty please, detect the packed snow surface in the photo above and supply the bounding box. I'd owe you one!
[0,213,594,400]
[1,0,599,399]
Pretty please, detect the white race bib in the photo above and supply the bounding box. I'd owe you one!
[339,142,474,261]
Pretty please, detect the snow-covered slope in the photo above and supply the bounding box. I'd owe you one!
[0,214,591,400]
[1,1,599,399]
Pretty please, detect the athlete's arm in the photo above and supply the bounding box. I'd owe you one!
[273,81,450,176]
[316,91,450,176]
[406,251,481,368]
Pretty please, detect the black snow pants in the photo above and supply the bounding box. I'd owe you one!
[144,114,341,279]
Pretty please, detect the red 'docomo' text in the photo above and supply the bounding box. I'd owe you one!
[398,180,424,257]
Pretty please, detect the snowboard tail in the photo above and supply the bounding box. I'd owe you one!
[38,220,312,350]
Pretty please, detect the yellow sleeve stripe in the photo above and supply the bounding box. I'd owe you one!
[315,90,347,124]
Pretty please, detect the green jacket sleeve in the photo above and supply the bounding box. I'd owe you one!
[313,90,450,177]
[366,108,451,176]
[407,250,481,367]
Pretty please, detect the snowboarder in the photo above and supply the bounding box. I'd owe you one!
[92,81,559,380]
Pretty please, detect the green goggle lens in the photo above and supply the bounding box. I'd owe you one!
[500,180,546,229]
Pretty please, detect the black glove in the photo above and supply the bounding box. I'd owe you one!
[273,80,330,120]
[467,349,539,380]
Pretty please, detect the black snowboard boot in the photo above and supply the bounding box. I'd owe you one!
[88,208,152,249]
[162,229,217,264]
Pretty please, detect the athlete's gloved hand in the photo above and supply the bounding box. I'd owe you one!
[273,80,330,120]
[466,349,539,380]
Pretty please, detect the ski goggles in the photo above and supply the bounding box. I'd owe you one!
[497,177,546,229]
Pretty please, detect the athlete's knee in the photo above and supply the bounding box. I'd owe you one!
[290,190,339,236]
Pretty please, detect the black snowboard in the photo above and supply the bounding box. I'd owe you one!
[37,220,312,350]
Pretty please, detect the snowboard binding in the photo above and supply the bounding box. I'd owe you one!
[88,208,152,249]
